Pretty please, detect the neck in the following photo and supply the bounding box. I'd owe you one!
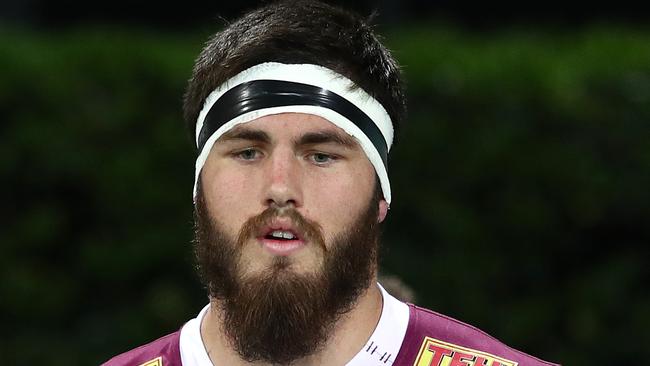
[200,279,383,366]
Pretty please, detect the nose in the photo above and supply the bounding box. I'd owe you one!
[262,147,303,208]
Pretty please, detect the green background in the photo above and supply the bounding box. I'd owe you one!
[1,24,649,365]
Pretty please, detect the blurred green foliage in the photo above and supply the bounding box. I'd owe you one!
[1,25,648,365]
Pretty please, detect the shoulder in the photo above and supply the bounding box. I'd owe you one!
[393,304,560,366]
[101,330,182,366]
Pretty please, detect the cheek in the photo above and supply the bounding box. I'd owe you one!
[202,169,258,232]
[303,163,375,240]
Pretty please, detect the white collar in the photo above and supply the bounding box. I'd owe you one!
[179,283,410,366]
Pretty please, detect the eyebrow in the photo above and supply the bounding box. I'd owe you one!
[295,131,359,149]
[218,127,359,150]
[219,127,271,144]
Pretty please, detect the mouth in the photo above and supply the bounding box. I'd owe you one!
[258,222,306,256]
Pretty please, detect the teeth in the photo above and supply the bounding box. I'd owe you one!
[270,230,296,240]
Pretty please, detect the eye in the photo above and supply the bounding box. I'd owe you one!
[234,148,262,161]
[309,152,337,165]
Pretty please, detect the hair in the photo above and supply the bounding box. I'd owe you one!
[182,0,406,145]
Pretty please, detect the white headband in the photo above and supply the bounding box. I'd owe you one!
[193,62,394,204]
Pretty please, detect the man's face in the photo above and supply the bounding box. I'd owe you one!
[200,112,385,278]
[194,112,388,364]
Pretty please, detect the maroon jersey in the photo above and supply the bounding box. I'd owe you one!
[102,303,558,366]
[102,331,181,366]
[391,304,557,366]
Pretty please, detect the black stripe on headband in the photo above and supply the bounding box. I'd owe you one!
[197,80,388,168]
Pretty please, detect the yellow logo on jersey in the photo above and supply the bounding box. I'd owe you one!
[138,357,162,366]
[414,337,517,366]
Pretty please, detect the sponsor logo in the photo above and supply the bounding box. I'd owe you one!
[414,337,517,366]
[138,357,162,366]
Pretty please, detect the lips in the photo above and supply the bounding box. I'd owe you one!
[258,219,306,256]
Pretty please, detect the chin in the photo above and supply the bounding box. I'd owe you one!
[239,256,312,279]
[272,256,323,275]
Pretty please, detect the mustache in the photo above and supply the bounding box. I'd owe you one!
[236,206,326,251]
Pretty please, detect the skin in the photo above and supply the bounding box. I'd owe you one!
[199,112,389,365]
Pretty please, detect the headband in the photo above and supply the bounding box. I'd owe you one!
[193,62,394,204]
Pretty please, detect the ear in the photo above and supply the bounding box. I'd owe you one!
[377,199,389,223]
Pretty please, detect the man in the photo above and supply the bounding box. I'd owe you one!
[103,1,559,365]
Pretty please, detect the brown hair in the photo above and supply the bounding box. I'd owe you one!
[182,0,406,145]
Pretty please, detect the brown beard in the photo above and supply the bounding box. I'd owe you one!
[193,186,381,365]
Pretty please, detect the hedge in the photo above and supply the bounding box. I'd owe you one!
[1,25,648,365]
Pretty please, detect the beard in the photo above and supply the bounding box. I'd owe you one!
[193,186,381,365]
